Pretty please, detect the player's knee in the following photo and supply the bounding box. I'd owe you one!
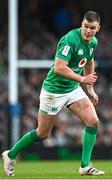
[88,118,99,127]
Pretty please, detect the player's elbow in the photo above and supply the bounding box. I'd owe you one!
[54,58,68,75]
[54,66,62,75]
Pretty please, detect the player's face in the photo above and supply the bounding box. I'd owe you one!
[81,19,100,41]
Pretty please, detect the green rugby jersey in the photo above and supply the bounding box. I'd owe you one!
[42,28,98,94]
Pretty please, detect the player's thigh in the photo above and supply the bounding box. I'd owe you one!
[68,98,99,126]
[36,111,56,137]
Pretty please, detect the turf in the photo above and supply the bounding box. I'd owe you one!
[0,160,112,179]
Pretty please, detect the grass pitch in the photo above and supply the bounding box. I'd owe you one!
[0,160,112,179]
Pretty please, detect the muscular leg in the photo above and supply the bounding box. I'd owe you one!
[37,111,56,137]
[8,111,56,160]
[68,97,99,167]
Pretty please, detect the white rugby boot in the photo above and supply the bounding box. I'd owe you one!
[2,150,16,176]
[79,164,104,176]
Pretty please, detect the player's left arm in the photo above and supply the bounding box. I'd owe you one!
[84,59,98,105]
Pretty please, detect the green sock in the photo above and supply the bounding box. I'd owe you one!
[81,126,98,168]
[8,130,45,160]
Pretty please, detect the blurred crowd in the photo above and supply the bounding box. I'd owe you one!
[1,0,112,151]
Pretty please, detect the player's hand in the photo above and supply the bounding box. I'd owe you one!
[88,88,99,105]
[81,72,97,85]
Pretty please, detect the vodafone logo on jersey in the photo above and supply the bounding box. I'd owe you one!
[78,58,87,68]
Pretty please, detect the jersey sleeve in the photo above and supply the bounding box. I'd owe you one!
[55,33,75,63]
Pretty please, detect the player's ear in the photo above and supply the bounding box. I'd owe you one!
[97,24,100,32]
[81,21,84,27]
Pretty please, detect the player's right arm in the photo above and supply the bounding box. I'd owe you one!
[54,58,97,85]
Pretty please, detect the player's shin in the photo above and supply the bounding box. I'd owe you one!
[8,129,46,160]
[81,126,98,167]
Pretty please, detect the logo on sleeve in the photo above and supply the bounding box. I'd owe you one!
[78,58,87,68]
[62,45,70,56]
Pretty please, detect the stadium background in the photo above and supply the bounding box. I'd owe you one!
[1,0,112,160]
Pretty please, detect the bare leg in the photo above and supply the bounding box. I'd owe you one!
[68,97,99,126]
[36,111,56,138]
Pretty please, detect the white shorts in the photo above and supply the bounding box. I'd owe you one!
[39,87,88,115]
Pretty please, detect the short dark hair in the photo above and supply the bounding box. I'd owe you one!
[83,11,100,23]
